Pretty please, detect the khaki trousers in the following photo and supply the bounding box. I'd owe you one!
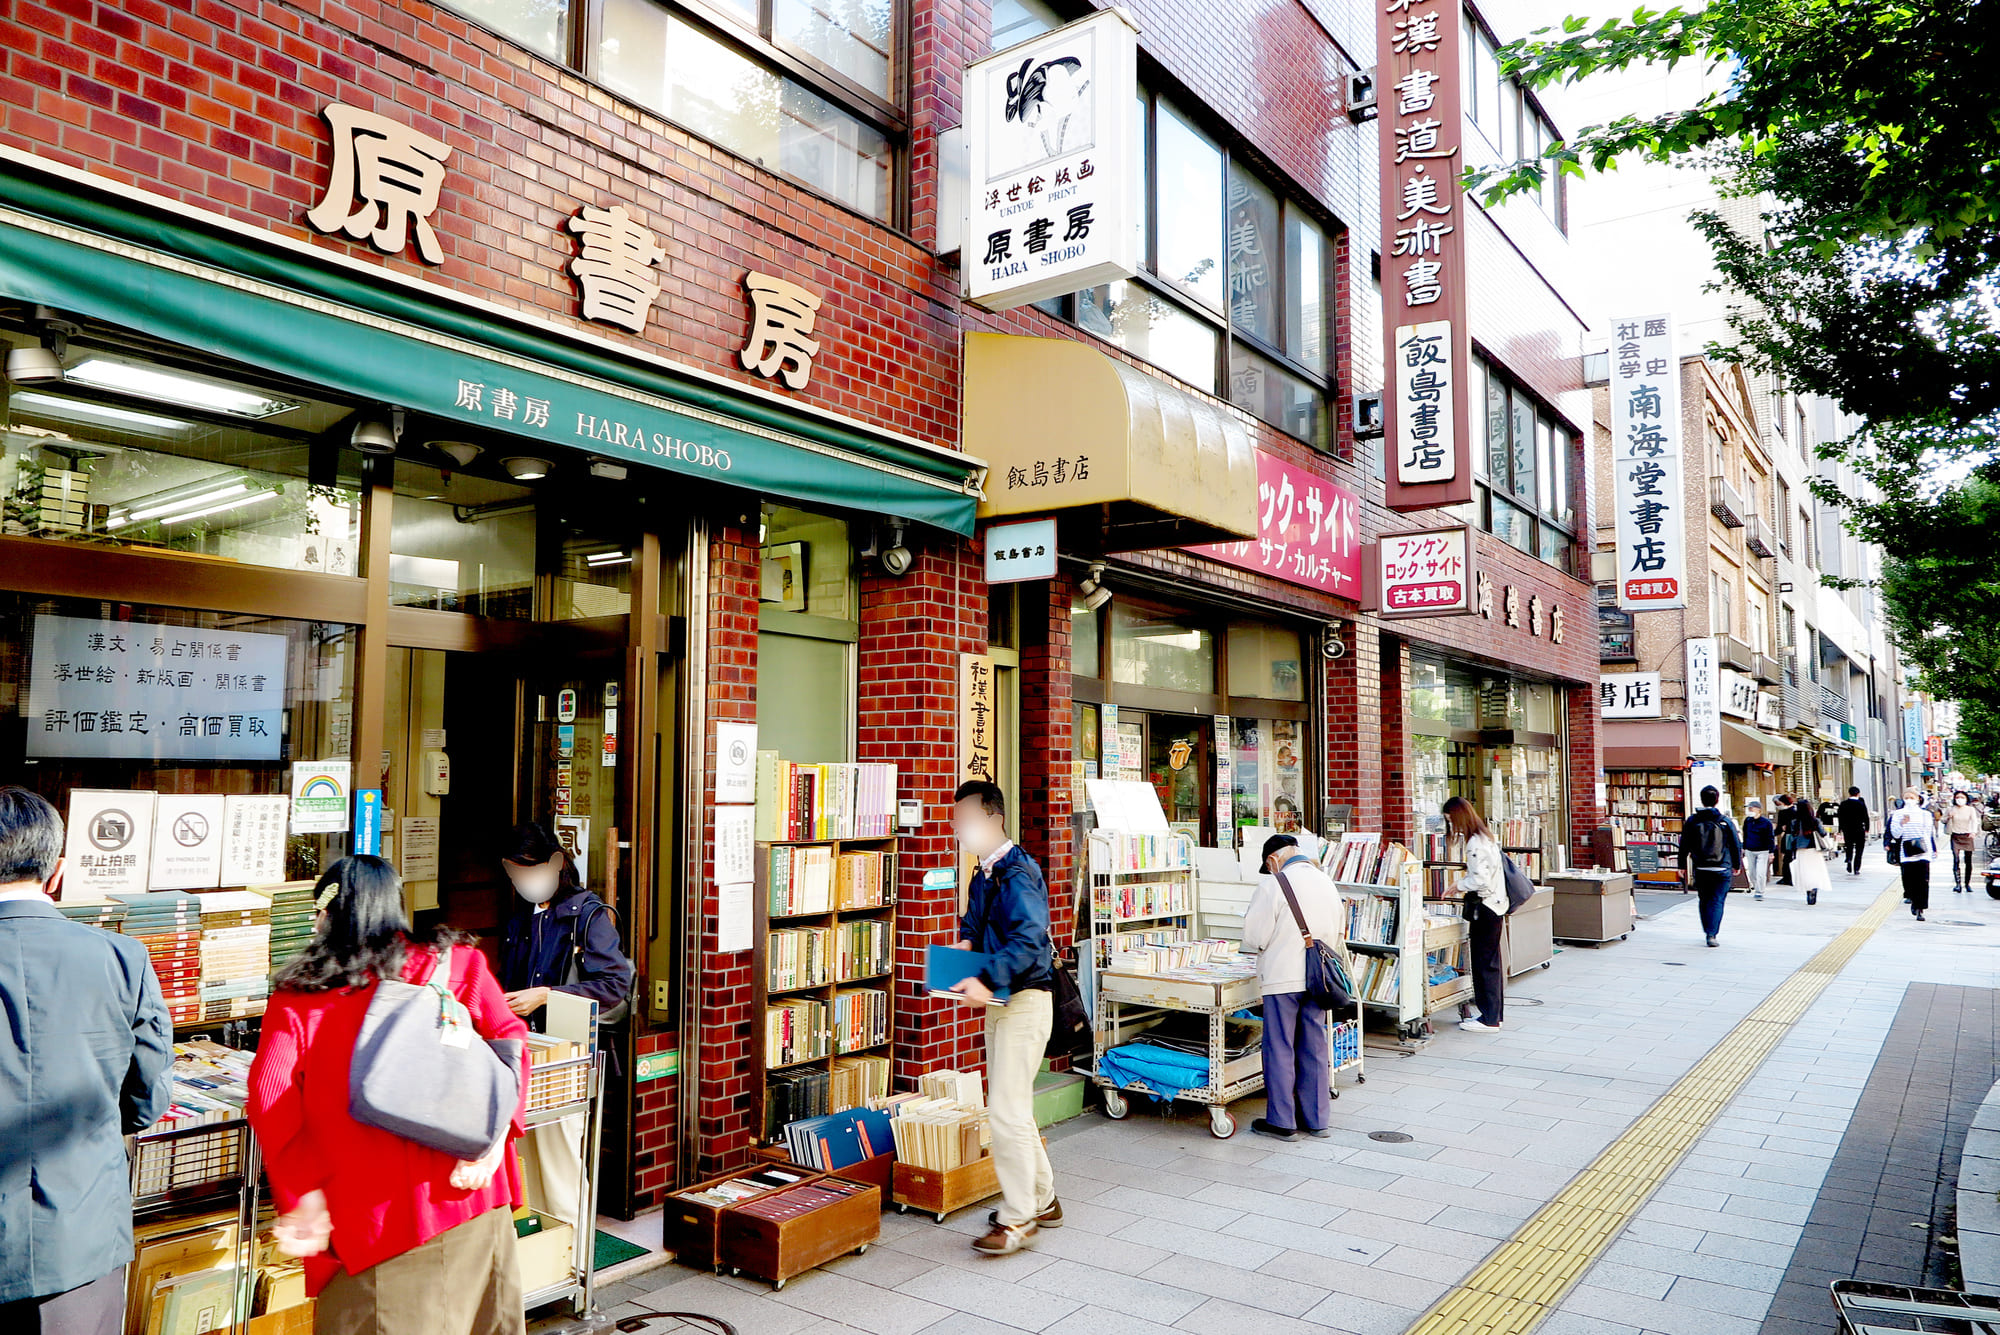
[985,987,1055,1228]
[316,1206,524,1335]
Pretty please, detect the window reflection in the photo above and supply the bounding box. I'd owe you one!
[1154,102,1224,311]
[775,0,894,98]
[1077,282,1218,392]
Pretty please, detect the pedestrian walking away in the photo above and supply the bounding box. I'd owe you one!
[0,787,174,1335]
[496,822,635,1231]
[1242,834,1345,1140]
[1788,801,1831,907]
[1771,795,1798,884]
[1680,785,1745,947]
[246,855,531,1335]
[1443,795,1508,1030]
[1945,791,1981,891]
[947,780,1061,1257]
[1838,786,1871,876]
[1889,788,1938,920]
[1741,800,1774,901]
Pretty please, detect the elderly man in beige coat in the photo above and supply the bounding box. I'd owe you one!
[1241,833,1345,1141]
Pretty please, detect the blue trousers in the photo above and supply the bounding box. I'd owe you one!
[1261,991,1330,1132]
[1694,869,1731,937]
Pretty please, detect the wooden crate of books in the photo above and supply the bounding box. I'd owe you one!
[756,1144,896,1196]
[666,1166,824,1273]
[717,1177,880,1290]
[892,1153,1002,1222]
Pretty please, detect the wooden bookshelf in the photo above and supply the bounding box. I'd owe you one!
[752,836,899,1144]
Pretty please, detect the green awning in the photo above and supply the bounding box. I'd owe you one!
[0,163,979,534]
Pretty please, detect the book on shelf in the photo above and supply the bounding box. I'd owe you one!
[1352,953,1400,1004]
[764,998,830,1067]
[765,1067,830,1139]
[1324,835,1419,888]
[834,851,888,909]
[1344,894,1398,947]
[1418,831,1464,864]
[755,753,898,842]
[873,1069,988,1169]
[830,1054,890,1111]
[768,927,833,991]
[831,987,889,1053]
[834,919,890,981]
[783,1104,894,1170]
[1091,879,1193,919]
[766,846,889,915]
[1087,829,1193,873]
[1103,935,1235,974]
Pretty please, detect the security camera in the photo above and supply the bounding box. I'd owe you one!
[1322,623,1347,660]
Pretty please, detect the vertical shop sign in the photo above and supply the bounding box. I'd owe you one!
[1214,714,1233,842]
[964,8,1141,310]
[1610,313,1686,610]
[149,794,226,891]
[1685,637,1722,757]
[1375,525,1474,617]
[63,790,157,901]
[1189,451,1363,596]
[353,789,383,856]
[960,654,996,782]
[1379,0,1472,509]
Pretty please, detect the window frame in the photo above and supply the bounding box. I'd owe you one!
[1470,350,1579,574]
[1462,7,1568,233]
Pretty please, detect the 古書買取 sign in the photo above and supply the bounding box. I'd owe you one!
[24,616,287,761]
[290,760,351,835]
[1610,314,1686,611]
[963,8,1140,310]
[1376,525,1473,617]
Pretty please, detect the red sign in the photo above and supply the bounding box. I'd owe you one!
[1624,576,1681,601]
[1376,524,1474,618]
[1189,451,1362,597]
[1378,0,1473,511]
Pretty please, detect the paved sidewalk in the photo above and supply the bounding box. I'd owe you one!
[597,845,2000,1335]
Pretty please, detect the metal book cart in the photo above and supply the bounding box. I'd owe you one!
[1342,871,1470,1046]
[129,1116,263,1335]
[521,1048,609,1318]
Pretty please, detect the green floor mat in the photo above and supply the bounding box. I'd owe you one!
[592,1229,651,1272]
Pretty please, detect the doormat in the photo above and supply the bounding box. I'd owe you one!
[593,1230,650,1272]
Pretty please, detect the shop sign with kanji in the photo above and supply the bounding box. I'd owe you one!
[964,8,1140,310]
[984,517,1058,583]
[1610,311,1686,610]
[1600,672,1662,720]
[1376,524,1473,617]
[1190,451,1361,597]
[1378,0,1472,510]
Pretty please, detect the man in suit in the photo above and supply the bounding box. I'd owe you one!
[1838,786,1872,876]
[0,787,173,1334]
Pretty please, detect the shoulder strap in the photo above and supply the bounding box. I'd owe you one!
[1273,868,1315,947]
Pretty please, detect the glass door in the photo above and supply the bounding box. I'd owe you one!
[1144,712,1214,845]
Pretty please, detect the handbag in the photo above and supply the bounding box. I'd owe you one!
[1044,946,1090,1058]
[562,902,633,1027]
[1500,852,1536,914]
[349,945,524,1159]
[1275,869,1354,1011]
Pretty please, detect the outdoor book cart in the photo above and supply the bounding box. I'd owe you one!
[519,1046,608,1318]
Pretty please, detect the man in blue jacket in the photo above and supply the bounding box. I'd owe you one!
[0,787,173,1333]
[947,779,1060,1256]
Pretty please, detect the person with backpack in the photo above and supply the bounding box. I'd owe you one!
[1442,796,1510,1033]
[1679,785,1745,947]
[1242,833,1347,1140]
[1890,787,1938,919]
[497,824,633,1231]
[247,856,529,1335]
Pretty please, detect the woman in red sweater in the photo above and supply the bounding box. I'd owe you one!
[247,856,530,1335]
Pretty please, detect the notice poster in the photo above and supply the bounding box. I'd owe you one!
[715,804,755,885]
[400,817,440,880]
[717,880,754,954]
[149,793,226,891]
[63,790,157,901]
[714,721,758,804]
[221,795,290,886]
[290,761,351,834]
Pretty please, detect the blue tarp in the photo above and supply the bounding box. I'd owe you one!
[1096,1043,1212,1102]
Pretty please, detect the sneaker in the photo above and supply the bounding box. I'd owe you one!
[989,1200,1063,1229]
[1916,912,1927,921]
[971,1220,1038,1255]
[1754,892,1764,901]
[1807,890,1817,905]
[1706,935,1719,947]
[1300,1127,1333,1138]
[1458,1019,1501,1032]
[1251,1118,1297,1141]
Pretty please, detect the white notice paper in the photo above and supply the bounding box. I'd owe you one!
[62,790,157,901]
[715,804,755,884]
[401,817,440,880]
[149,793,226,891]
[715,722,758,804]
[718,880,754,953]
[221,794,290,886]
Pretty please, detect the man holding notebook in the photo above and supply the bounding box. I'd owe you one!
[946,779,1061,1256]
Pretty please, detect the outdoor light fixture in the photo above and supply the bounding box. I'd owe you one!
[1077,561,1112,612]
[586,549,632,567]
[104,475,276,531]
[4,307,79,386]
[11,391,189,436]
[504,456,552,480]
[351,409,403,456]
[588,458,629,481]
[65,357,299,419]
[877,518,913,577]
[434,441,482,467]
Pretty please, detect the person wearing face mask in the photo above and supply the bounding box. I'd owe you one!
[947,779,1060,1257]
[496,823,634,1236]
[1946,790,1982,891]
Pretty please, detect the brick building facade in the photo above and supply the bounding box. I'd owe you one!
[0,0,1596,1213]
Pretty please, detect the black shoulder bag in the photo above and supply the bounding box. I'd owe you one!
[1275,869,1355,1011]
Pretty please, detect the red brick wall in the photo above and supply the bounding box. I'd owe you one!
[1016,578,1075,948]
[1326,618,1385,834]
[631,1029,679,1207]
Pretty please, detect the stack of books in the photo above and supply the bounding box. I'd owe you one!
[1327,835,1418,887]
[831,988,888,1053]
[834,919,889,981]
[675,1167,809,1209]
[264,881,317,974]
[525,1032,590,1111]
[755,756,898,841]
[197,891,273,1023]
[880,1095,988,1170]
[767,845,835,915]
[765,1066,830,1139]
[731,1177,871,1221]
[134,1039,254,1195]
[112,892,202,1025]
[768,927,833,991]
[782,1104,893,1169]
[57,899,126,930]
[833,851,888,908]
[831,1054,889,1110]
[917,1068,983,1107]
[1105,935,1234,974]
[764,998,830,1067]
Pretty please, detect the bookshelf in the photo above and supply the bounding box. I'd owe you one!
[752,836,899,1143]
[1325,833,1471,1039]
[1603,768,1687,884]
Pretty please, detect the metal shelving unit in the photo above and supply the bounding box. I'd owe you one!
[129,1117,262,1335]
[521,1049,609,1318]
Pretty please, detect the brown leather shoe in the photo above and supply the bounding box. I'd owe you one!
[970,1219,1038,1254]
[988,1198,1063,1229]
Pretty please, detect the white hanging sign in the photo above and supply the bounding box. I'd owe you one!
[1610,313,1686,610]
[1599,672,1662,720]
[62,790,157,902]
[149,793,227,891]
[1685,637,1722,758]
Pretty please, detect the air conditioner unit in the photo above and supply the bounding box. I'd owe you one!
[1346,69,1378,124]
[1353,391,1385,439]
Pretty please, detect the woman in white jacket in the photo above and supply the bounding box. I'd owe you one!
[1445,796,1508,1033]
[1241,834,1346,1141]
[1890,786,1937,920]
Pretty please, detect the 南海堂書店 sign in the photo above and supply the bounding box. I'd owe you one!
[963,8,1141,311]
[1610,313,1686,611]
[1379,0,1472,510]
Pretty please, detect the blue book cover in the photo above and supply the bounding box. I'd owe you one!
[924,943,1008,1004]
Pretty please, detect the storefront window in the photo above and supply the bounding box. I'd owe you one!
[757,504,856,762]
[0,592,359,890]
[1073,701,1100,780]
[1409,658,1476,729]
[389,464,537,617]
[1146,714,1210,842]
[1,365,362,576]
[1226,621,1303,701]
[1077,282,1220,393]
[1231,716,1305,833]
[1111,602,1215,693]
[1071,598,1101,677]
[989,0,1062,48]
[448,0,568,58]
[1228,344,1326,451]
[1226,165,1280,345]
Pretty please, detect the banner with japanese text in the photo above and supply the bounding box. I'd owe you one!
[1610,313,1686,610]
[1379,0,1472,510]
[1686,637,1722,758]
[1377,525,1473,617]
[1189,451,1362,598]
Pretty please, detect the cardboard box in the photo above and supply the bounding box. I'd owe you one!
[514,1219,576,1293]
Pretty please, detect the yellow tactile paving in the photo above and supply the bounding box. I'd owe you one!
[1401,887,1902,1335]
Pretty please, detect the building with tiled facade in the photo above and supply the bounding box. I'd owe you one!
[0,0,1596,1214]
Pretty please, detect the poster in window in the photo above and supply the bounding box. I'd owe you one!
[62,790,157,902]
[24,615,287,761]
[149,793,227,891]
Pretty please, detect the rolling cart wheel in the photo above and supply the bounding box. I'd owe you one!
[1208,1108,1237,1138]
[1357,1073,1367,1083]
[773,1278,786,1292]
[855,1244,869,1256]
[1541,960,1552,970]
[894,1203,908,1214]
[1102,1090,1130,1120]
[1331,1088,1340,1099]
[935,1212,948,1223]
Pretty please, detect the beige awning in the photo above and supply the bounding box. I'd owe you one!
[963,331,1258,549]
[1722,720,1794,765]
[1603,719,1688,769]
